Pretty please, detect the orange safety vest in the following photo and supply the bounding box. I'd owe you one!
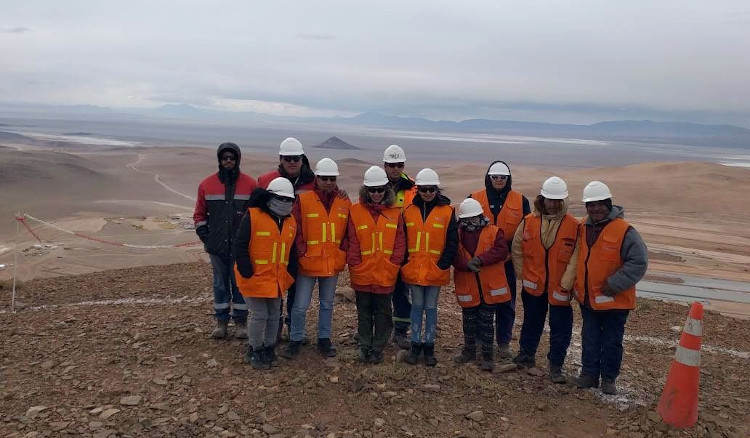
[454,225,511,308]
[573,218,636,310]
[521,213,579,306]
[297,191,351,277]
[401,204,453,286]
[348,203,401,288]
[394,185,417,209]
[234,208,297,299]
[471,189,524,240]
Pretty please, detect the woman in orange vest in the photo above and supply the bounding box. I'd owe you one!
[452,198,509,372]
[282,158,351,360]
[468,160,530,359]
[402,168,458,367]
[346,166,406,364]
[233,177,297,370]
[511,177,579,383]
[573,181,648,395]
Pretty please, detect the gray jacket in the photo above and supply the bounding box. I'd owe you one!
[585,206,648,294]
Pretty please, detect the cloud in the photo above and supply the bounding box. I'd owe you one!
[297,33,337,41]
[0,26,31,34]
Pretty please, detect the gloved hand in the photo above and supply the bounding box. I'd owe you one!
[602,282,616,297]
[235,258,253,278]
[196,225,209,242]
[437,260,451,270]
[467,256,482,273]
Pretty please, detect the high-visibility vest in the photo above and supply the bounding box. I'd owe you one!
[234,208,297,299]
[573,218,636,310]
[401,204,453,286]
[297,191,351,277]
[471,189,524,241]
[394,186,417,210]
[454,225,511,308]
[521,213,579,306]
[348,203,401,288]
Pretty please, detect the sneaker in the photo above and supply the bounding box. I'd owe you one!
[549,365,567,384]
[479,353,494,372]
[512,353,536,369]
[405,342,422,365]
[357,347,371,363]
[370,350,384,364]
[601,379,617,395]
[234,321,247,340]
[245,346,269,370]
[265,345,279,367]
[497,343,514,359]
[422,343,437,367]
[574,374,600,389]
[317,338,337,358]
[453,346,476,364]
[393,332,411,350]
[280,341,302,359]
[211,321,229,339]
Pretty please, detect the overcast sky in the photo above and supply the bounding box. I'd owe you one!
[2,1,750,125]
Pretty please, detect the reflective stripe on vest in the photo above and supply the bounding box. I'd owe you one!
[471,189,524,239]
[402,204,453,286]
[453,225,511,307]
[348,203,401,288]
[298,191,351,276]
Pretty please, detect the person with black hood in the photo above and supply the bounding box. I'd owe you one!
[401,168,458,367]
[194,142,258,340]
[233,178,297,370]
[468,160,531,359]
[257,137,315,343]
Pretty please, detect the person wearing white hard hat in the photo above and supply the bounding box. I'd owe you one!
[281,158,352,360]
[346,166,407,364]
[401,168,458,367]
[451,198,510,372]
[468,160,531,359]
[381,144,418,350]
[233,177,297,370]
[194,142,258,340]
[510,176,579,383]
[572,181,648,395]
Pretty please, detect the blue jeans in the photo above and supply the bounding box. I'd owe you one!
[409,285,440,344]
[580,305,629,381]
[496,260,517,345]
[209,253,247,323]
[519,290,573,367]
[290,274,338,342]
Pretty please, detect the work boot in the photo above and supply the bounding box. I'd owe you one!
[601,379,617,395]
[317,338,337,358]
[393,331,411,350]
[497,343,514,359]
[423,343,437,367]
[211,320,229,339]
[479,352,494,372]
[265,345,279,368]
[357,347,371,363]
[405,342,423,365]
[574,374,600,389]
[453,345,476,364]
[549,365,567,384]
[245,345,269,370]
[280,341,301,359]
[370,350,384,364]
[234,321,247,340]
[512,352,536,369]
[301,335,310,346]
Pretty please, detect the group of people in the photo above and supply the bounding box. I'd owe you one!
[193,138,648,395]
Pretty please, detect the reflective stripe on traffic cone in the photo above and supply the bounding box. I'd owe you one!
[656,301,703,428]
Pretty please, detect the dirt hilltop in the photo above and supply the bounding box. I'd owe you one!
[1,263,748,438]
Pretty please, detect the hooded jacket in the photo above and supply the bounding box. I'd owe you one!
[193,143,258,256]
[257,154,315,193]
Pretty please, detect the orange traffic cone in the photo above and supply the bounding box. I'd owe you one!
[656,301,703,428]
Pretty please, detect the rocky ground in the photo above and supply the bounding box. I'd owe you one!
[1,262,749,438]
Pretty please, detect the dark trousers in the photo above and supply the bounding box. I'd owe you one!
[281,255,298,327]
[580,305,629,381]
[495,260,517,345]
[518,290,573,367]
[356,291,394,353]
[462,303,497,356]
[392,272,411,334]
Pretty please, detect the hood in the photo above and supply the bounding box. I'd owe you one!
[358,184,396,207]
[484,160,513,195]
[248,187,274,215]
[533,195,570,220]
[216,142,241,185]
[586,204,625,225]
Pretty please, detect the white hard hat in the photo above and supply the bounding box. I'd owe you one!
[582,181,613,203]
[540,176,569,200]
[314,158,339,176]
[415,168,440,186]
[266,177,295,199]
[383,144,406,163]
[458,198,484,219]
[487,162,510,176]
[279,137,304,156]
[364,166,389,187]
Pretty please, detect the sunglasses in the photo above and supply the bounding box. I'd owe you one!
[318,176,337,182]
[367,187,386,194]
[272,194,293,202]
[385,162,404,169]
[418,186,437,193]
[282,155,301,162]
[221,155,236,161]
[490,175,508,181]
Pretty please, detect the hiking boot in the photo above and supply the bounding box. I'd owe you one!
[393,331,411,350]
[370,350,384,364]
[601,379,617,395]
[211,320,229,339]
[549,365,567,384]
[405,342,423,365]
[317,338,337,358]
[574,374,600,389]
[300,336,310,346]
[423,343,437,367]
[265,345,279,367]
[497,343,514,359]
[453,346,477,364]
[280,341,302,359]
[357,347,371,363]
[479,352,494,372]
[512,353,536,369]
[245,345,269,370]
[234,321,247,340]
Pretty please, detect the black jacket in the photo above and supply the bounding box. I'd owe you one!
[410,193,459,270]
